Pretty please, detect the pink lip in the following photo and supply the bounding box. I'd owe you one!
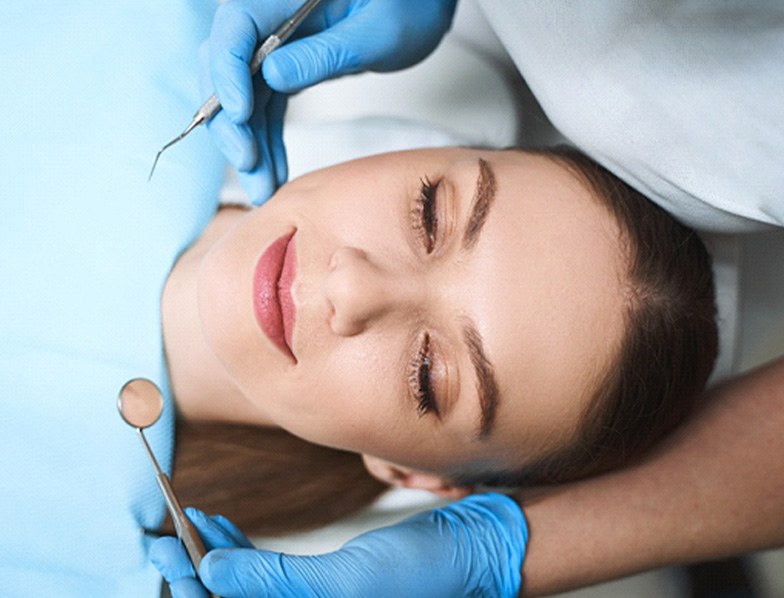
[253,229,297,362]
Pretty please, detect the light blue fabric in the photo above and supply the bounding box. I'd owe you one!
[0,2,224,595]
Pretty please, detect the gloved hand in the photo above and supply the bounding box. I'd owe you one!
[151,493,527,598]
[204,0,459,204]
[150,507,255,598]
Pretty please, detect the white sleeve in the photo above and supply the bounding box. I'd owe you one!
[477,0,784,233]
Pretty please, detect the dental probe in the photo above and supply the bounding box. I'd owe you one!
[148,0,323,181]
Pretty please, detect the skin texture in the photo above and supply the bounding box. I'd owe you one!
[162,147,628,485]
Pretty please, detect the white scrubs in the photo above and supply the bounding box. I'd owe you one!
[477,0,784,234]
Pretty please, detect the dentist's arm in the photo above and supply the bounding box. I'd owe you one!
[151,493,526,598]
[519,356,784,595]
[205,0,457,204]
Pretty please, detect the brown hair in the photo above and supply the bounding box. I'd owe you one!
[170,145,718,533]
[170,421,386,537]
[466,146,718,487]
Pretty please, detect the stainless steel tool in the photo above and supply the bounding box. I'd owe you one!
[148,0,322,180]
[117,378,207,571]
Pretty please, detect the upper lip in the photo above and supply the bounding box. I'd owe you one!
[253,229,298,362]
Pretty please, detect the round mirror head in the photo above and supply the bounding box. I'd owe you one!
[118,378,164,429]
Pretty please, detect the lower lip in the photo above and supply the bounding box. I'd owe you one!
[253,230,297,361]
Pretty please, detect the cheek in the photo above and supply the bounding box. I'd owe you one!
[269,335,404,451]
[196,219,263,385]
[282,167,407,244]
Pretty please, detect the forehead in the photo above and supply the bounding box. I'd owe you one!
[469,151,628,465]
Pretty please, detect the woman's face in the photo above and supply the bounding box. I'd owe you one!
[197,147,627,479]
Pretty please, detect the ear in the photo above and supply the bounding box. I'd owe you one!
[362,455,473,500]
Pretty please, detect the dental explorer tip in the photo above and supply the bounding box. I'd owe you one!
[148,133,182,181]
[148,149,164,181]
[147,115,205,182]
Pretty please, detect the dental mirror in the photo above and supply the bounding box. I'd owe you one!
[118,377,163,429]
[117,378,207,572]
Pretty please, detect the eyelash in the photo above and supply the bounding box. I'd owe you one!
[411,176,439,253]
[408,332,439,418]
[407,177,441,418]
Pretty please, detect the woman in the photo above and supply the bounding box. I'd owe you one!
[169,142,718,491]
[186,2,784,596]
[154,142,717,597]
[0,3,717,596]
[1,126,719,597]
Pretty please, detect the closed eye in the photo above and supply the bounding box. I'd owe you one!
[411,176,439,253]
[408,332,439,418]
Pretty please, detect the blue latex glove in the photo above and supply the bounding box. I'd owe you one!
[151,494,527,597]
[205,0,459,204]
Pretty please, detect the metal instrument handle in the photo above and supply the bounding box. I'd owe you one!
[156,472,207,570]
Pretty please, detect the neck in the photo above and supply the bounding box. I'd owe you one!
[161,206,273,425]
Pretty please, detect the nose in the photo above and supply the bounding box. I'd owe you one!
[324,246,419,336]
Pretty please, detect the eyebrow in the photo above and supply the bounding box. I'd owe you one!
[462,158,497,251]
[458,158,499,439]
[463,322,500,440]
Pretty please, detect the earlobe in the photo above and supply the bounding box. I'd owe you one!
[361,455,473,500]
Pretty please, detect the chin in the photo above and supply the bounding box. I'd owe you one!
[196,240,265,390]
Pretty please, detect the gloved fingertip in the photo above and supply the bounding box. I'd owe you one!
[232,129,259,173]
[261,56,286,91]
[184,506,208,521]
[242,173,276,207]
[149,537,196,581]
[207,119,258,172]
[250,190,275,207]
[200,548,274,597]
[263,53,308,94]
[183,508,216,541]
[167,576,211,598]
[210,514,246,538]
[210,515,255,549]
[274,152,289,189]
[198,548,230,586]
[149,536,179,567]
[267,97,289,187]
